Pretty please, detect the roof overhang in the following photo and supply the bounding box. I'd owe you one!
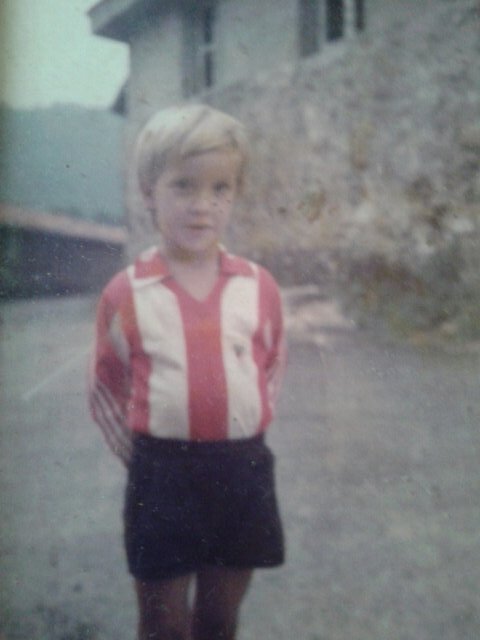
[88,0,160,42]
[88,0,204,42]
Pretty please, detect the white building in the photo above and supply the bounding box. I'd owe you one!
[90,0,366,115]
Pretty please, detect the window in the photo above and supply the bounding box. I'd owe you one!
[183,4,217,96]
[326,0,344,42]
[299,0,365,58]
[200,6,215,88]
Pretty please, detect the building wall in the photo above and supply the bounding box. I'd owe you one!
[126,0,367,126]
[216,0,298,85]
[128,8,184,120]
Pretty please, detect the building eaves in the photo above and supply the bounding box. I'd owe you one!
[88,0,162,42]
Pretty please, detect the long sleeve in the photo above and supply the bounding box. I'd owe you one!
[261,269,287,413]
[88,273,133,464]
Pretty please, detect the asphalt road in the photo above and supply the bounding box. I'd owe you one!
[0,293,479,640]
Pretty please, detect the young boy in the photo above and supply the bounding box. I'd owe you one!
[89,104,286,640]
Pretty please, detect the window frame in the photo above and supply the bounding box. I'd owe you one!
[182,2,217,97]
[299,0,365,59]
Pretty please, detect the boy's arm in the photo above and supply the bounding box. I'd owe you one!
[262,270,287,411]
[88,276,133,465]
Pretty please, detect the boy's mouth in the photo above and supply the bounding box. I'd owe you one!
[187,223,212,230]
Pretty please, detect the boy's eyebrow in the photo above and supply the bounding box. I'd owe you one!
[169,177,193,186]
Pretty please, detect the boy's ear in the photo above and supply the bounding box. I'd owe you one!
[142,187,153,210]
[141,189,160,229]
[149,208,159,230]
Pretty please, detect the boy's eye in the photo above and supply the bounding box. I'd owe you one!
[172,178,192,191]
[214,182,231,194]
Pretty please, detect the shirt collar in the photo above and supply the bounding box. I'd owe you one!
[133,245,255,284]
[134,246,170,281]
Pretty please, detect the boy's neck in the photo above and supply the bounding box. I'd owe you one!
[164,244,220,270]
[163,247,221,302]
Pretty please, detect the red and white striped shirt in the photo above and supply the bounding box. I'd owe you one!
[89,246,286,462]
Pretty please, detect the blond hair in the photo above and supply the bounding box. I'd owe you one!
[135,104,249,197]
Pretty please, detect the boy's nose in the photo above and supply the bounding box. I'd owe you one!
[191,191,215,214]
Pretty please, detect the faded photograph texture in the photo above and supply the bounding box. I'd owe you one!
[1,1,479,639]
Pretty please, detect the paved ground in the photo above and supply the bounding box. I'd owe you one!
[0,292,479,640]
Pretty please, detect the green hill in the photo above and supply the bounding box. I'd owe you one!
[0,104,124,225]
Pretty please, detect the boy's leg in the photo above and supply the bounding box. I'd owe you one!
[192,566,253,640]
[135,574,192,640]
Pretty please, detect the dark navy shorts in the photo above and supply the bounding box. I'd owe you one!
[124,433,285,581]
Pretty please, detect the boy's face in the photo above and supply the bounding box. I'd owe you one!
[145,149,241,262]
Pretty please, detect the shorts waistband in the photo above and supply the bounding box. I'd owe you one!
[132,433,266,458]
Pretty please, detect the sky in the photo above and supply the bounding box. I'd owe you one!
[0,0,129,109]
